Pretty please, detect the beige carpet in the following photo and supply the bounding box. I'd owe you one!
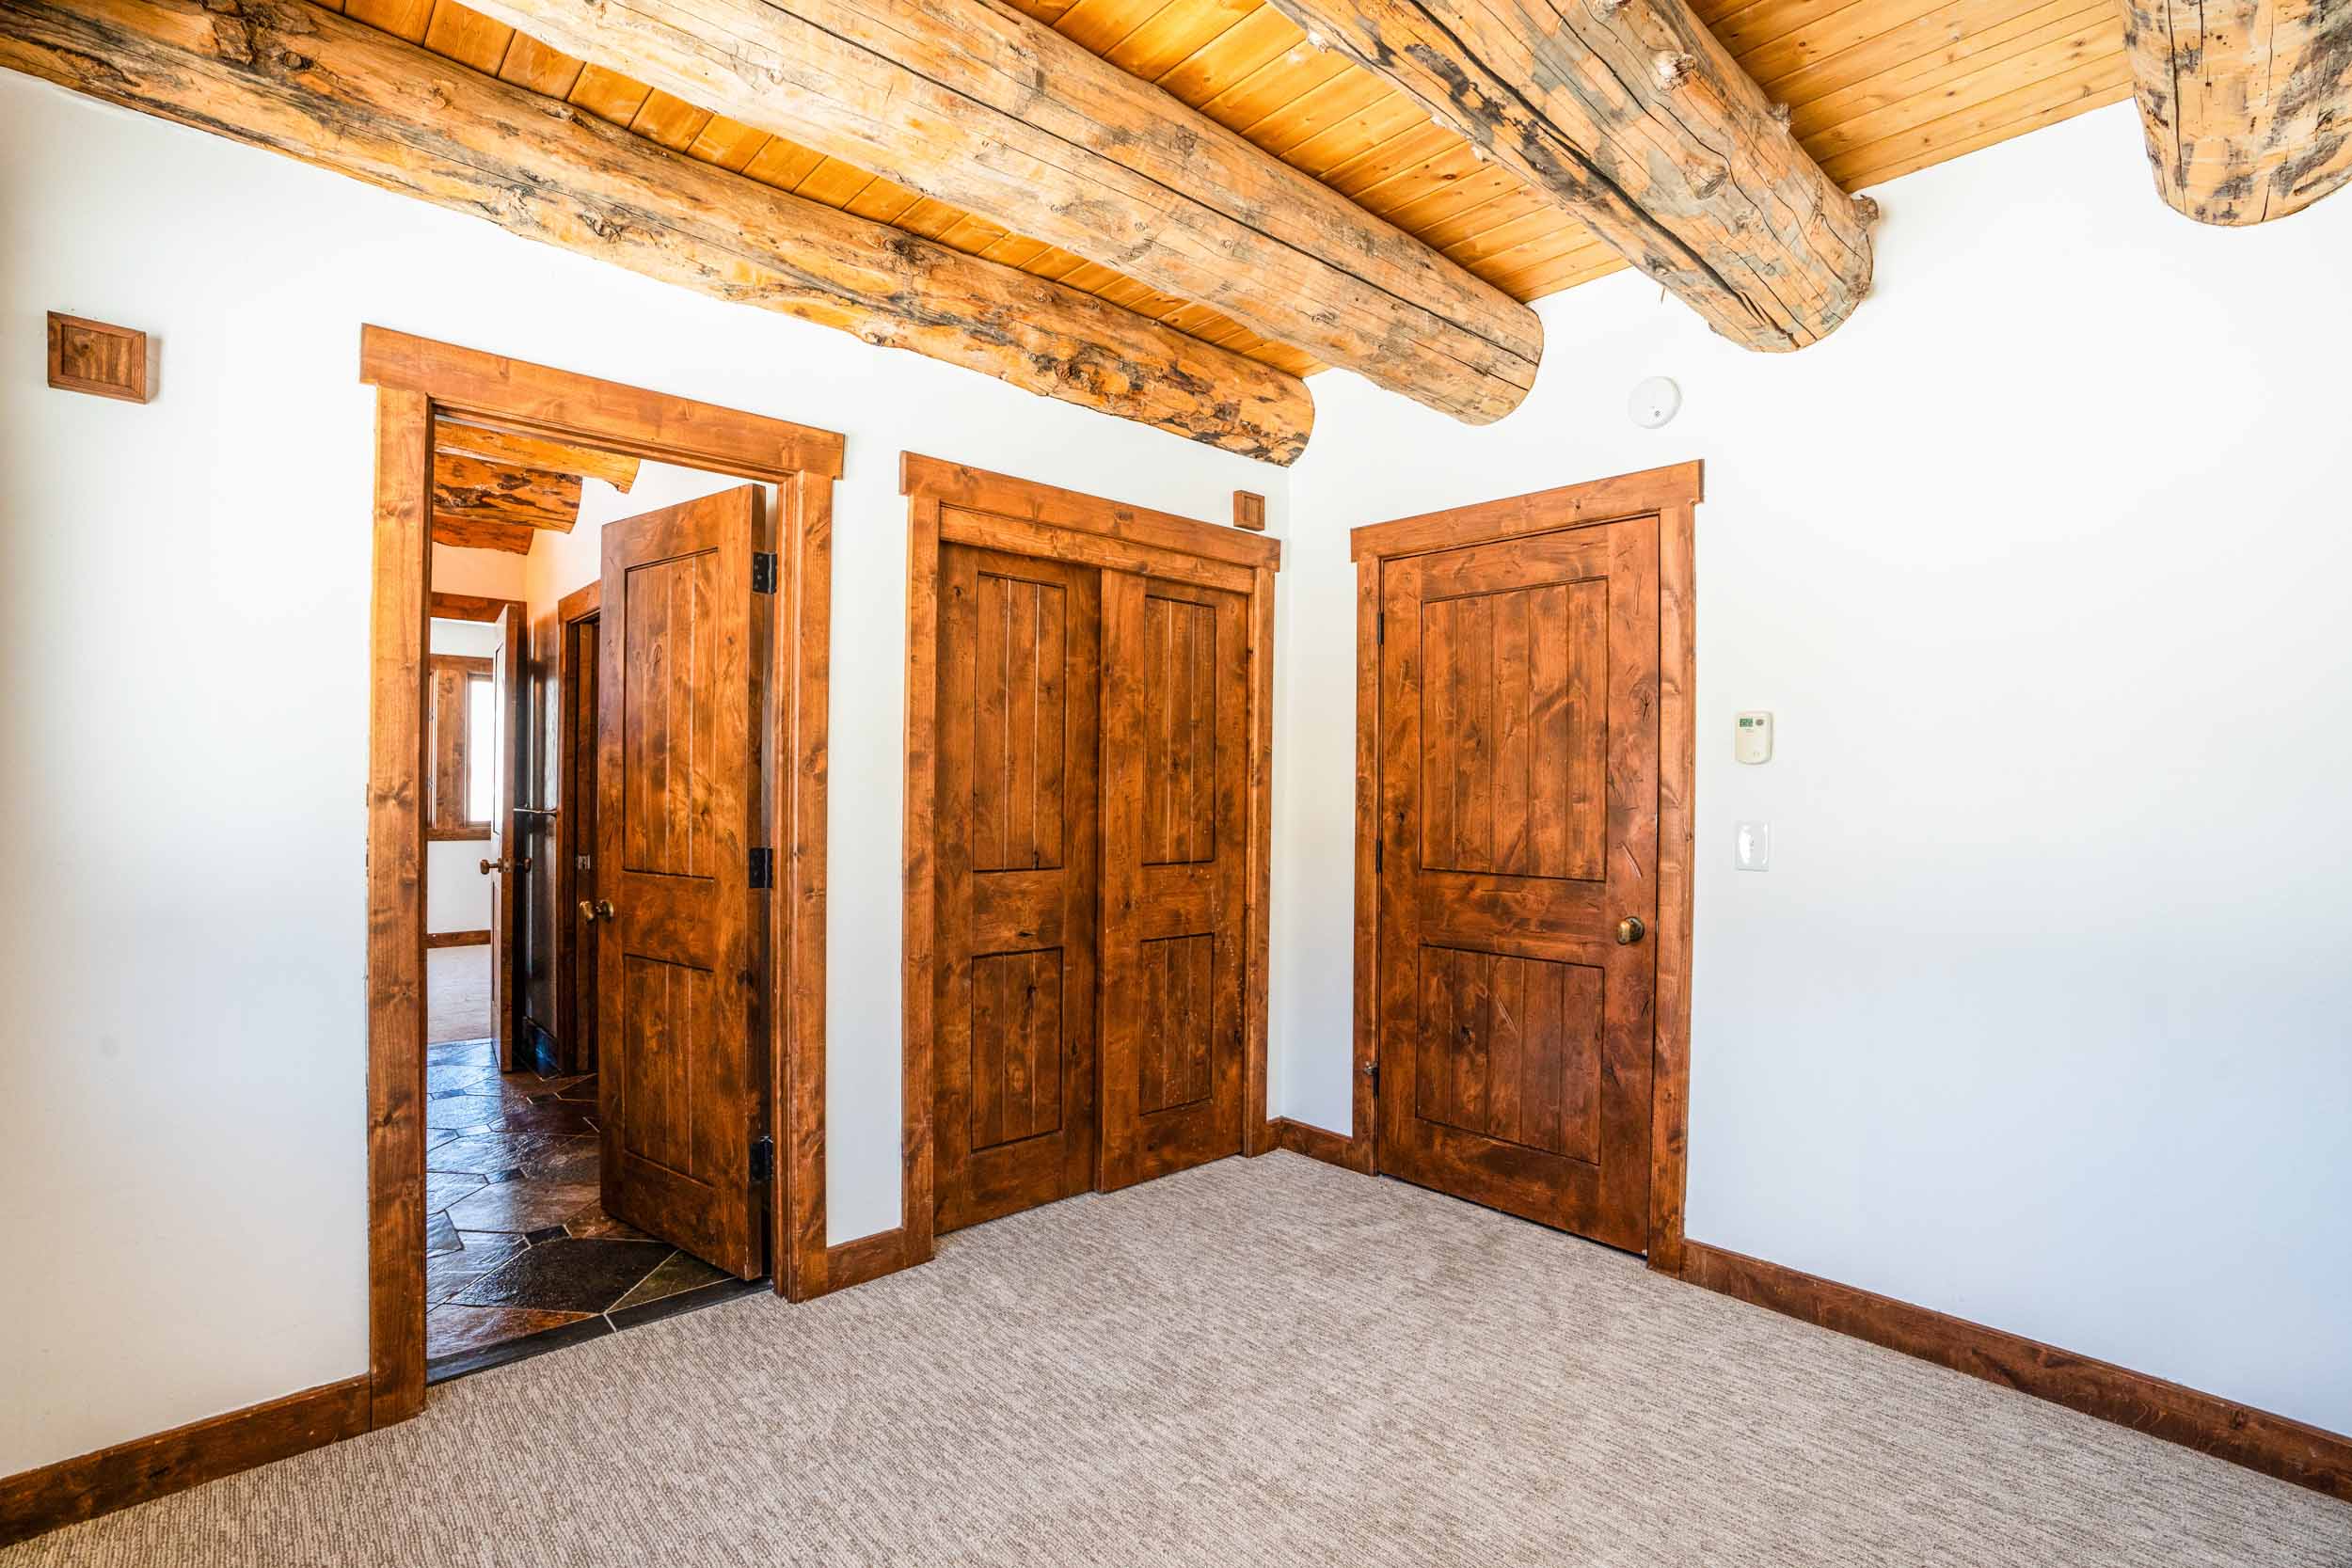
[425,944,491,1045]
[9,1155,2344,1566]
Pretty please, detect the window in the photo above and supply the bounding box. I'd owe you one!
[429,653,496,840]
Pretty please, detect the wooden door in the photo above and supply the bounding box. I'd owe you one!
[931,545,1102,1231]
[1100,572,1249,1189]
[564,611,601,1074]
[1375,518,1659,1250]
[489,603,525,1069]
[596,485,768,1278]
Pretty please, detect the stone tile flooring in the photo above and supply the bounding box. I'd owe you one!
[423,1037,753,1377]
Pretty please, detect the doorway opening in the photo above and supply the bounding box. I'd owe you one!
[899,456,1279,1259]
[364,328,842,1422]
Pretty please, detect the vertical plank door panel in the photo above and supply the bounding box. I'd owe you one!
[596,484,766,1278]
[931,545,1102,1232]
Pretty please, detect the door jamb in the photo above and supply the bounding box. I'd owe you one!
[547,581,600,1075]
[898,452,1283,1272]
[361,326,843,1429]
[1345,461,1700,1273]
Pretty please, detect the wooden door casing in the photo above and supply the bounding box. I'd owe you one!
[1100,572,1250,1190]
[565,608,601,1075]
[931,544,1102,1232]
[1375,519,1660,1250]
[596,483,769,1279]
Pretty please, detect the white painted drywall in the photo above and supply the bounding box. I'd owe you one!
[0,72,1282,1476]
[424,618,501,937]
[1276,102,2352,1433]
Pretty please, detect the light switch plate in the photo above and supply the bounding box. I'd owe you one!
[1736,820,1771,871]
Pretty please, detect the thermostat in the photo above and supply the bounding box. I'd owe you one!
[1734,710,1772,764]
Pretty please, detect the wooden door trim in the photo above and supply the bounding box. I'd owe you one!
[1347,463,1700,1269]
[900,455,1283,1270]
[361,327,842,1435]
[547,582,600,1075]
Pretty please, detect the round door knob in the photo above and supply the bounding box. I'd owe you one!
[577,899,598,923]
[1615,915,1646,945]
[479,857,504,875]
[578,898,615,924]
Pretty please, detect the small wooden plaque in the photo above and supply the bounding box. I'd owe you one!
[1232,490,1266,531]
[47,312,150,404]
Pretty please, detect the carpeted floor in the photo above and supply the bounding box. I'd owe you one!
[425,944,492,1045]
[9,1154,2344,1566]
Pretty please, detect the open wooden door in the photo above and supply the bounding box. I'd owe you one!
[595,484,769,1279]
[1374,517,1659,1250]
[488,603,526,1069]
[1098,572,1249,1189]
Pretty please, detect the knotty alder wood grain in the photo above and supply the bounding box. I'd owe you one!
[459,0,1544,422]
[2120,0,2352,222]
[0,0,1311,462]
[437,422,642,492]
[1263,0,1877,351]
[432,451,581,553]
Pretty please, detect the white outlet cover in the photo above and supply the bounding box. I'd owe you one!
[1629,375,1681,429]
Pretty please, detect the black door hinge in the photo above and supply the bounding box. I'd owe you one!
[752,551,778,594]
[750,1133,774,1183]
[1364,1060,1380,1094]
[748,847,774,889]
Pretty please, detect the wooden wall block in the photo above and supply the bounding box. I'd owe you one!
[1233,491,1266,532]
[46,312,150,403]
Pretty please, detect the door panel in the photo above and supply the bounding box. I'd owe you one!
[1376,516,1659,1250]
[596,484,766,1279]
[1101,573,1248,1189]
[933,545,1100,1232]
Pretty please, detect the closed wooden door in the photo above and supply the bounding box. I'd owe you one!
[596,484,768,1278]
[1375,518,1659,1250]
[931,545,1102,1231]
[1100,572,1249,1189]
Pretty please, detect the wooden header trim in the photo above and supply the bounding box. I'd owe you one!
[0,1376,368,1548]
[362,326,845,480]
[900,453,1280,573]
[1351,462,1704,561]
[1681,1242,2352,1503]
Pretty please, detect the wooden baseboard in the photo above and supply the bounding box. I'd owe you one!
[816,1227,917,1298]
[1679,1241,2352,1503]
[0,1375,371,1547]
[424,929,490,949]
[1272,1116,1375,1174]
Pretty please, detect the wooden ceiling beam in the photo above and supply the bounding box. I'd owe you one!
[436,422,642,492]
[2120,0,2352,223]
[0,0,1313,463]
[433,451,582,536]
[1259,0,1879,352]
[458,0,1543,423]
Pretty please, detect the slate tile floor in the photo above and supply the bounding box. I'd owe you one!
[423,1038,755,1379]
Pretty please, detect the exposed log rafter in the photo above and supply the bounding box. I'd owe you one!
[1260,0,1879,351]
[436,421,642,491]
[2120,0,2352,223]
[0,0,1314,461]
[431,451,580,553]
[460,0,1545,422]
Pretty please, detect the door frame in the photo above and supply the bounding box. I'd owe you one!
[360,326,843,1430]
[1347,462,1700,1274]
[899,453,1282,1269]
[544,580,600,1075]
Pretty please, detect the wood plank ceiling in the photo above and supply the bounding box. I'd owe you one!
[332,0,2129,379]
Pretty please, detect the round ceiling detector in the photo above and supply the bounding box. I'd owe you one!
[1629,375,1681,429]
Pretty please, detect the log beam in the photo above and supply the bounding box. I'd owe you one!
[0,0,1314,462]
[459,0,1543,422]
[433,452,581,550]
[436,422,641,491]
[1262,0,1878,352]
[2121,0,2352,223]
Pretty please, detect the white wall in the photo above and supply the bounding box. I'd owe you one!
[424,618,501,936]
[0,71,1283,1477]
[1276,102,2352,1434]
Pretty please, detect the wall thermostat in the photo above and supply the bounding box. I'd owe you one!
[1735,710,1772,764]
[1629,375,1680,429]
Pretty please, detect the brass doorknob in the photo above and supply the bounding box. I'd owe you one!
[479,857,506,875]
[578,899,615,923]
[1614,915,1646,945]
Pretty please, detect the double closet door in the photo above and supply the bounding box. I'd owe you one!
[930,542,1249,1233]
